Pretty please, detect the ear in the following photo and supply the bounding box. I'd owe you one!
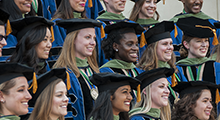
[110,95,113,101]
[143,88,146,95]
[103,0,108,4]
[113,42,119,51]
[183,41,189,49]
[0,91,5,103]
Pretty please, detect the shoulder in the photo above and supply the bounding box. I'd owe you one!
[99,67,114,73]
[130,115,145,120]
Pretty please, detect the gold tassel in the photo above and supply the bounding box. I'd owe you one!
[6,20,12,36]
[136,84,141,102]
[51,26,55,42]
[174,25,178,38]
[101,25,105,39]
[171,73,177,87]
[66,71,71,90]
[140,32,147,48]
[163,0,165,4]
[32,72,38,94]
[88,0,93,8]
[215,89,220,104]
[212,29,219,45]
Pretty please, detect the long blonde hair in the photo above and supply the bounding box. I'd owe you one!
[129,85,171,120]
[137,42,177,72]
[53,30,99,77]
[28,79,65,120]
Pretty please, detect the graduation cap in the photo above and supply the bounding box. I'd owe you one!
[214,22,220,28]
[131,0,165,4]
[172,81,220,104]
[141,21,176,47]
[135,67,175,102]
[10,16,55,42]
[28,68,71,107]
[0,63,34,84]
[90,72,141,93]
[176,17,218,45]
[56,18,105,38]
[0,8,11,36]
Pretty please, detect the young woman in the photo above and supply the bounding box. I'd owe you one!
[9,16,53,75]
[172,81,217,120]
[176,17,220,84]
[0,63,33,120]
[28,68,70,120]
[53,18,102,119]
[100,21,145,77]
[129,67,174,120]
[0,9,9,58]
[88,72,141,120]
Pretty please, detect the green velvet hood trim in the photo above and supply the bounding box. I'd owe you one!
[100,59,136,69]
[76,57,89,67]
[136,18,159,26]
[73,12,82,18]
[158,60,171,68]
[97,12,126,20]
[176,57,210,65]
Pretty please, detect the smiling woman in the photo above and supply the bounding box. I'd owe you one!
[0,63,33,120]
[9,16,54,75]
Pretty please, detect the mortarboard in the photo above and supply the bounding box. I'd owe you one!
[28,68,71,107]
[214,22,220,28]
[90,72,141,93]
[172,81,220,104]
[56,18,104,37]
[176,17,218,45]
[142,21,176,46]
[0,63,34,84]
[10,16,54,42]
[0,8,12,36]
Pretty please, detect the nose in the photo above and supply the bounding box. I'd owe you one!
[63,94,69,102]
[0,38,7,46]
[201,41,208,47]
[121,0,126,2]
[90,38,96,46]
[127,92,133,101]
[164,86,170,95]
[132,44,139,51]
[150,1,156,7]
[26,90,32,100]
[47,40,52,48]
[207,101,213,109]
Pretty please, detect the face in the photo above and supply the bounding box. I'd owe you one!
[114,32,139,63]
[139,0,157,19]
[50,81,69,119]
[156,38,174,62]
[104,0,126,14]
[194,89,213,120]
[150,78,170,109]
[0,26,7,57]
[14,0,33,14]
[1,76,32,116]
[181,0,203,14]
[69,0,87,12]
[111,85,132,115]
[35,28,52,59]
[74,28,96,59]
[184,37,209,58]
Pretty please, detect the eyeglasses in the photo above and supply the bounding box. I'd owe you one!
[0,35,7,41]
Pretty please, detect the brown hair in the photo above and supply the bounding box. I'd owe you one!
[210,43,220,62]
[53,30,99,77]
[28,79,65,120]
[129,0,159,22]
[172,89,216,120]
[179,35,194,58]
[52,0,87,20]
[137,42,177,72]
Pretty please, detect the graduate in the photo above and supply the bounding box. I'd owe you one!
[53,18,103,120]
[0,9,9,58]
[172,81,218,120]
[88,72,141,120]
[100,21,145,76]
[9,16,54,75]
[176,17,220,84]
[28,68,71,120]
[129,67,174,120]
[0,63,33,120]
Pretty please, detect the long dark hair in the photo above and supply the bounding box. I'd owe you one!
[87,89,129,120]
[52,0,87,19]
[0,0,36,21]
[9,25,48,75]
[172,89,216,120]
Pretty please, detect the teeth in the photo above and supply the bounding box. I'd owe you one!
[61,105,67,108]
[130,53,137,55]
[87,48,93,50]
[124,102,130,105]
[22,102,28,105]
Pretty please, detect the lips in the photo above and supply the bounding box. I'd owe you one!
[79,3,85,7]
[24,3,31,8]
[22,102,29,107]
[130,53,138,58]
[124,101,130,106]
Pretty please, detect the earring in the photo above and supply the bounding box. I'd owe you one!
[115,49,118,52]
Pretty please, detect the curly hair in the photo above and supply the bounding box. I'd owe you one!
[101,28,136,60]
[172,90,216,120]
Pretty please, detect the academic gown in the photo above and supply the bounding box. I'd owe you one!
[0,115,20,120]
[130,108,161,120]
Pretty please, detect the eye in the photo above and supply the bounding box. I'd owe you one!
[159,85,165,88]
[56,94,62,97]
[85,36,91,39]
[18,89,24,92]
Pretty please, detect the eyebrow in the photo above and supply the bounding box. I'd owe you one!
[17,85,25,89]
[121,88,129,91]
